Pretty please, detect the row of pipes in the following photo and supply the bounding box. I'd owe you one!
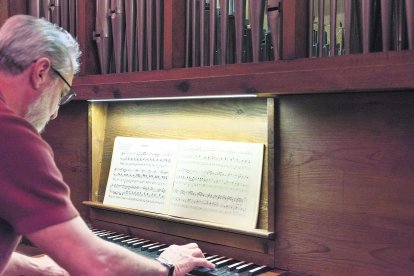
[310,0,414,57]
[28,1,414,73]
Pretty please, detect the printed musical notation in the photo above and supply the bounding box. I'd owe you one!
[103,137,264,229]
[171,188,248,216]
[103,137,179,213]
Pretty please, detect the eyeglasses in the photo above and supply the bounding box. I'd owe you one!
[51,67,77,105]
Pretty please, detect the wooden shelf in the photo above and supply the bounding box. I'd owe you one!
[84,201,275,239]
[73,50,414,101]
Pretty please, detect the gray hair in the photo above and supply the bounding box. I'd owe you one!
[0,14,81,76]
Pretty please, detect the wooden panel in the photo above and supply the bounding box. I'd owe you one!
[267,99,277,233]
[42,101,90,219]
[88,205,274,252]
[85,201,274,238]
[281,0,308,59]
[163,0,173,69]
[0,0,27,24]
[77,0,99,75]
[6,0,27,16]
[73,50,414,100]
[275,91,414,275]
[0,0,10,25]
[164,0,186,69]
[89,103,108,202]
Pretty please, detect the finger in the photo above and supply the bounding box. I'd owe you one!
[189,248,205,258]
[192,257,216,269]
[183,242,199,249]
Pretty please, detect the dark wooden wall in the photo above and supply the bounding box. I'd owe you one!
[42,101,90,219]
[275,91,414,275]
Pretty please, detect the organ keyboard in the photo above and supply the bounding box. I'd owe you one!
[91,228,286,276]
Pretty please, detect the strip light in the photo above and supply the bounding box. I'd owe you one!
[88,94,257,102]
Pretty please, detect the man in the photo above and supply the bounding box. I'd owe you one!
[0,14,214,275]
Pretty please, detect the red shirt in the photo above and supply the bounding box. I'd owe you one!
[0,91,79,270]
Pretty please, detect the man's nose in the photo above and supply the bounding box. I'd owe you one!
[50,109,59,120]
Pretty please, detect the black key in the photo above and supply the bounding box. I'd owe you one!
[126,238,143,245]
[248,265,270,276]
[97,231,115,238]
[131,239,151,248]
[121,237,141,244]
[205,255,218,261]
[112,235,130,241]
[91,229,108,235]
[234,262,254,273]
[214,258,234,268]
[106,233,125,240]
[156,247,166,255]
[209,256,226,263]
[141,242,159,251]
[227,261,245,271]
[94,230,112,235]
[147,244,166,252]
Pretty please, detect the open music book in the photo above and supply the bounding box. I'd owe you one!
[103,136,264,229]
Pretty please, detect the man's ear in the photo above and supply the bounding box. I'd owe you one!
[30,57,52,90]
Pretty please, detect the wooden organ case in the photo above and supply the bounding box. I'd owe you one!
[3,0,414,275]
[85,97,277,269]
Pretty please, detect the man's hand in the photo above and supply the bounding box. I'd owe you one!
[159,243,215,276]
[4,252,69,276]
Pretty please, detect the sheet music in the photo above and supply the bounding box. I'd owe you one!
[103,137,264,229]
[103,137,179,213]
[170,140,264,229]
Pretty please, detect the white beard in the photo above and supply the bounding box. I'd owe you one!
[23,85,55,133]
